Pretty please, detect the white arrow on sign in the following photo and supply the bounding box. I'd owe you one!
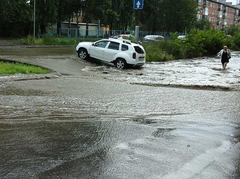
[136,1,141,8]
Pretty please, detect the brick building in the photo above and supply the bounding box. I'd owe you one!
[197,0,240,29]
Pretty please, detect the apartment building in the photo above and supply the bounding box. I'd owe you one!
[197,0,240,29]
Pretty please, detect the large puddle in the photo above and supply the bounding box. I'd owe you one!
[82,53,240,90]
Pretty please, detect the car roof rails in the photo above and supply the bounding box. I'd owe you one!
[122,40,131,45]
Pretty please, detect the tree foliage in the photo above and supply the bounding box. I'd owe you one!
[36,0,58,35]
[141,0,162,32]
[0,0,198,37]
[141,0,197,32]
[226,24,240,36]
[0,0,32,37]
[194,19,213,30]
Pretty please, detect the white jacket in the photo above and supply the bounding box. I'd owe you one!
[218,49,231,58]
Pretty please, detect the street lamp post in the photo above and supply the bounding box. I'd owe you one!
[33,0,36,39]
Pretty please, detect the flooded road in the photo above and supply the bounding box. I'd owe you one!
[0,46,240,179]
[82,54,240,91]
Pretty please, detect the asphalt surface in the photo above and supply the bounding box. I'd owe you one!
[0,46,240,179]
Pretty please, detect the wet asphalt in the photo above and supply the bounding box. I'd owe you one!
[0,46,240,179]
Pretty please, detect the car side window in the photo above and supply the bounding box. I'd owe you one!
[108,42,120,50]
[121,44,129,51]
[95,41,109,48]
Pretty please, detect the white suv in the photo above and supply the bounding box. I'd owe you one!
[76,38,146,69]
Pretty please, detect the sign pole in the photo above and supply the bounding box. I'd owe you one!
[33,0,36,39]
[133,0,143,42]
[135,9,140,41]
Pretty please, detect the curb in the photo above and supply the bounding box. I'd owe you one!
[0,73,61,82]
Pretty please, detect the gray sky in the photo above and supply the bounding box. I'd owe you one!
[226,0,237,5]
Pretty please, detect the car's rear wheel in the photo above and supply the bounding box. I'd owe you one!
[78,49,88,60]
[115,59,126,69]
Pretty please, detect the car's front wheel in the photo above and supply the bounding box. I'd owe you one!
[115,59,126,69]
[78,48,88,60]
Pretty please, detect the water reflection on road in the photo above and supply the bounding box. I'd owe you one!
[1,77,240,178]
[1,111,240,179]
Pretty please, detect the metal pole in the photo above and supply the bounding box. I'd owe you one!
[34,0,36,39]
[135,9,140,41]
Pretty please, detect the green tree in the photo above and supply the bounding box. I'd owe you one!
[141,0,163,32]
[141,0,197,33]
[35,0,58,35]
[161,0,197,32]
[108,0,134,30]
[0,0,32,37]
[194,19,213,30]
[119,0,134,30]
[81,0,105,36]
[88,0,134,32]
[226,24,240,36]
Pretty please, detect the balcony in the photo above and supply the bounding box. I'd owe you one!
[203,0,208,7]
[218,11,223,18]
[204,7,208,16]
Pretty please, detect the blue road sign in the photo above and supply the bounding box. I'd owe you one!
[133,0,143,9]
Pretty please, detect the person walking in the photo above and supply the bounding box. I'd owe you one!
[218,45,231,70]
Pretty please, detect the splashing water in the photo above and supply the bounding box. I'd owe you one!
[83,53,240,90]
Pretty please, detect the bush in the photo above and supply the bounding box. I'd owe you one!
[232,32,240,50]
[17,36,36,45]
[143,29,236,62]
[143,41,174,61]
[226,24,240,37]
[185,29,225,57]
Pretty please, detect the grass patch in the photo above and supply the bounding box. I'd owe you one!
[17,35,101,46]
[0,61,51,75]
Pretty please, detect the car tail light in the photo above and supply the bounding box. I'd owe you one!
[133,53,136,59]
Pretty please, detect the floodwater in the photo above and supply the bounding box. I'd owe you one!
[0,47,240,178]
[83,53,240,91]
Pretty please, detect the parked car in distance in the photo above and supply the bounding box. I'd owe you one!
[177,35,186,40]
[225,35,232,38]
[110,34,134,40]
[76,38,146,69]
[143,35,164,42]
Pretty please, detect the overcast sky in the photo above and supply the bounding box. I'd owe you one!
[226,0,237,5]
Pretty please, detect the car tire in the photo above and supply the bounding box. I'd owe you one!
[115,59,126,69]
[78,48,88,60]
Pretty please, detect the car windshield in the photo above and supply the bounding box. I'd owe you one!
[134,46,144,54]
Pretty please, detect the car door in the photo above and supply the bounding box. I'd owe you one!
[89,40,109,60]
[104,41,120,62]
